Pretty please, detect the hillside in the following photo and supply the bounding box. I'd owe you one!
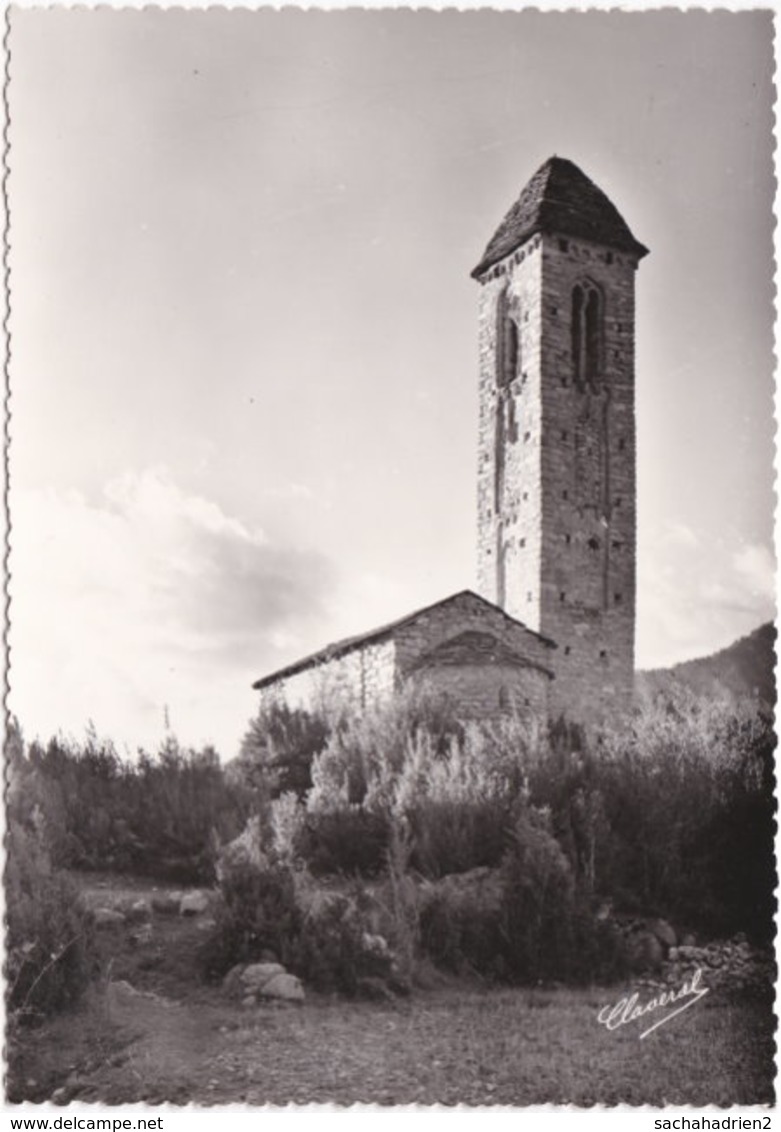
[636,622,776,708]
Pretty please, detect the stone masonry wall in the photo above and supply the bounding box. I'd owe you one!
[393,592,553,685]
[475,231,639,724]
[257,595,552,723]
[476,239,544,629]
[539,234,637,722]
[413,662,549,721]
[257,638,397,716]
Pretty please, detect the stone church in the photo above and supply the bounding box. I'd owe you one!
[253,157,648,726]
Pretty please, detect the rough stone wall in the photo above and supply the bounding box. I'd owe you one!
[476,238,544,627]
[412,662,548,721]
[538,234,637,723]
[257,638,397,716]
[394,592,552,683]
[476,232,639,724]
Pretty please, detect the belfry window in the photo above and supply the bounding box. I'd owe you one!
[496,287,520,387]
[571,281,604,391]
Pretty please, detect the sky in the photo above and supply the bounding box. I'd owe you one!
[7,8,777,759]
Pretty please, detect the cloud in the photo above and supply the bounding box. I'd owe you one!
[637,522,776,669]
[8,468,336,757]
[262,482,314,502]
[732,543,776,604]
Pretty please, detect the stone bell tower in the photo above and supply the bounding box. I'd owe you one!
[472,157,648,722]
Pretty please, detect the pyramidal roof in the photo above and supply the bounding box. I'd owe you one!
[471,156,649,279]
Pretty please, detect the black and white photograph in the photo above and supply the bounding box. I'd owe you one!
[4,6,777,1110]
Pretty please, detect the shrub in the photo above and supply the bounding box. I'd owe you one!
[293,889,394,996]
[499,808,577,983]
[501,807,629,984]
[203,847,398,996]
[201,860,301,981]
[6,817,97,1021]
[20,729,256,885]
[304,699,532,879]
[238,702,330,798]
[6,721,97,1022]
[397,726,524,877]
[302,808,391,877]
[418,875,507,979]
[593,690,776,941]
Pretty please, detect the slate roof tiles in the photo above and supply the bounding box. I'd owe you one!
[471,156,648,279]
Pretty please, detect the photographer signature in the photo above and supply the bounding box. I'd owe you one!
[597,967,709,1039]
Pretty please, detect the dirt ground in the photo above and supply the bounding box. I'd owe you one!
[6,872,776,1108]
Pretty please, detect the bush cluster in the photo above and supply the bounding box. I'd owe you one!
[6,723,97,1021]
[201,860,301,980]
[235,685,775,983]
[12,679,774,996]
[203,853,397,996]
[17,728,259,884]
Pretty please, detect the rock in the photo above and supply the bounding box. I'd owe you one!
[648,918,676,949]
[196,916,217,933]
[180,891,211,916]
[241,994,256,1009]
[626,929,664,973]
[125,899,152,924]
[259,973,305,1002]
[681,932,696,947]
[93,907,126,929]
[151,892,181,915]
[241,962,286,990]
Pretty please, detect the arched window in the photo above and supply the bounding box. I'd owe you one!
[571,281,604,391]
[496,287,520,388]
